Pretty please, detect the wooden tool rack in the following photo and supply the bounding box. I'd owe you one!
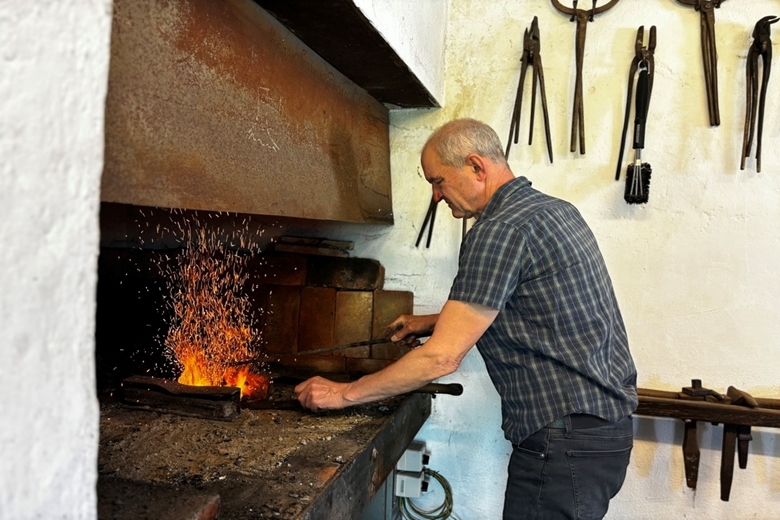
[636,379,780,501]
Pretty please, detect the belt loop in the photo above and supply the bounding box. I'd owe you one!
[564,415,573,437]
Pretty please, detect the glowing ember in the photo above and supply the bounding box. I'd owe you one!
[163,225,268,400]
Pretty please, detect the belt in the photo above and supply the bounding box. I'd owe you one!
[548,413,612,429]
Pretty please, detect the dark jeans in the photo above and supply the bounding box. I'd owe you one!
[503,415,633,520]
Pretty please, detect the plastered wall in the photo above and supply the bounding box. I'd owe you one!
[326,0,780,518]
[0,1,112,518]
[2,0,778,518]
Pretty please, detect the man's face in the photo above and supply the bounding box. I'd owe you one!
[421,147,481,219]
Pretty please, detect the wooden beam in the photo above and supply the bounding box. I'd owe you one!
[636,395,780,427]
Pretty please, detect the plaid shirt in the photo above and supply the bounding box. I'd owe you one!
[449,177,637,444]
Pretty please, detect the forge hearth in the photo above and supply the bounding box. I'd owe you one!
[98,391,431,519]
[96,225,427,519]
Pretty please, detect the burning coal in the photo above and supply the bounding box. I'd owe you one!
[162,223,269,400]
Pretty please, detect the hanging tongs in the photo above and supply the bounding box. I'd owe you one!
[624,66,652,204]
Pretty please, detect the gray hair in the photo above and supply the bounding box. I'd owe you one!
[424,119,508,168]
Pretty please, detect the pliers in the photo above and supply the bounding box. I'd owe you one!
[616,25,656,181]
[677,0,726,126]
[741,16,779,173]
[506,16,553,163]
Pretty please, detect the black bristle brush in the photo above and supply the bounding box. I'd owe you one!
[624,67,652,204]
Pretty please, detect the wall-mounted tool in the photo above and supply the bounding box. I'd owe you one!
[415,196,439,248]
[676,0,727,126]
[740,16,779,173]
[550,0,621,154]
[615,26,655,205]
[505,16,553,163]
[636,380,780,502]
[624,63,652,203]
[616,26,655,180]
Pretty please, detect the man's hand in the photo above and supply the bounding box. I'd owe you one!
[386,314,439,345]
[294,376,352,411]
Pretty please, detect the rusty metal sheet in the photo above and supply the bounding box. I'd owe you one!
[102,0,393,224]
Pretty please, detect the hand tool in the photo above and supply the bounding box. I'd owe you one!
[506,16,553,163]
[616,25,655,181]
[638,380,780,501]
[623,62,652,204]
[415,196,439,248]
[226,337,398,367]
[676,0,727,126]
[741,16,779,172]
[242,379,464,410]
[550,0,621,154]
[678,379,724,489]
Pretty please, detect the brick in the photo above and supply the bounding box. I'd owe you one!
[334,291,373,358]
[306,256,385,290]
[258,285,301,355]
[298,286,336,352]
[346,357,394,375]
[276,355,347,374]
[246,252,307,286]
[372,290,414,339]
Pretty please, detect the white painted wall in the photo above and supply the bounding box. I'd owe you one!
[328,0,780,518]
[3,0,778,518]
[353,0,447,106]
[0,1,112,519]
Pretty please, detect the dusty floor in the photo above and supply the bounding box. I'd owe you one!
[97,384,408,519]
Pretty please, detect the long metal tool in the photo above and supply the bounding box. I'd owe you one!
[676,0,726,126]
[741,16,779,172]
[226,338,395,367]
[506,16,553,163]
[415,197,439,248]
[550,0,622,154]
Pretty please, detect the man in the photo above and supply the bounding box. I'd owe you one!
[295,118,638,520]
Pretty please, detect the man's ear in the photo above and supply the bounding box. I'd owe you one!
[465,153,488,180]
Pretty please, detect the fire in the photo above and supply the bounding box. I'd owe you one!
[163,225,269,400]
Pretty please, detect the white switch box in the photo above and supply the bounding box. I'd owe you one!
[394,470,428,498]
[396,441,429,473]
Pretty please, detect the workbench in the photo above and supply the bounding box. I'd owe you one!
[97,392,431,519]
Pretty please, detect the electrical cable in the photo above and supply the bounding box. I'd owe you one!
[398,468,457,520]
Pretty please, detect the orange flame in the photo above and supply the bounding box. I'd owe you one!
[163,226,268,400]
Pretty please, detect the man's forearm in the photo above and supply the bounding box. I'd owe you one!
[343,300,499,405]
[341,343,454,404]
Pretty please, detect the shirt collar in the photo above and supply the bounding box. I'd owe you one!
[479,176,532,220]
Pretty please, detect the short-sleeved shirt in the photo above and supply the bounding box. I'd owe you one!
[449,176,638,444]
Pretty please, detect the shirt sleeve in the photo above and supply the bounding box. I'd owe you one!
[448,220,526,310]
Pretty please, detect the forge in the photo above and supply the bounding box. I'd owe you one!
[99,388,430,520]
[94,0,435,517]
[95,208,430,519]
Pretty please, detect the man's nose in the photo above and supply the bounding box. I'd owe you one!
[431,185,443,202]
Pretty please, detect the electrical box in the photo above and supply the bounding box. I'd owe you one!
[394,470,429,498]
[396,441,429,473]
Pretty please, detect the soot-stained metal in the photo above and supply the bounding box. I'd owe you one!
[102,0,392,224]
